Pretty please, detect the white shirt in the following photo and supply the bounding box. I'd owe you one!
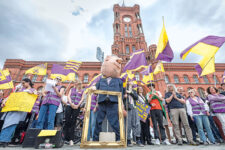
[56,95,68,113]
[186,97,209,117]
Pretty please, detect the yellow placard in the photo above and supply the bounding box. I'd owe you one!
[1,92,38,112]
[38,130,57,137]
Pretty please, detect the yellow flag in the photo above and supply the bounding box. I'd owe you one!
[0,69,14,90]
[153,62,165,74]
[0,70,6,81]
[1,92,38,112]
[142,73,154,85]
[25,63,47,75]
[50,73,75,82]
[197,56,215,76]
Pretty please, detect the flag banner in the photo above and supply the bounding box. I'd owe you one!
[0,69,14,89]
[25,63,47,75]
[38,130,57,137]
[122,49,147,73]
[120,71,136,88]
[140,65,153,75]
[1,92,38,112]
[50,64,75,81]
[153,62,165,74]
[155,21,174,62]
[180,36,225,60]
[64,60,82,73]
[141,73,154,85]
[222,71,225,84]
[0,70,6,81]
[84,74,102,93]
[136,100,151,122]
[180,35,225,76]
[195,56,215,76]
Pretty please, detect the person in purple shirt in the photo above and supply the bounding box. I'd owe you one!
[0,78,36,147]
[65,80,84,146]
[36,77,64,130]
[207,86,225,137]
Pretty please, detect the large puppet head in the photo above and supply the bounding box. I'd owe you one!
[101,55,123,78]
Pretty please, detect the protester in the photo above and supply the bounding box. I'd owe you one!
[186,89,216,145]
[147,84,170,145]
[220,83,225,96]
[165,84,197,145]
[55,86,67,131]
[36,77,64,130]
[207,86,225,137]
[0,78,37,147]
[137,86,153,146]
[123,82,143,147]
[86,93,98,141]
[65,80,84,146]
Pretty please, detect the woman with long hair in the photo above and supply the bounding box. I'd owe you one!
[186,89,216,144]
[137,86,153,145]
[65,80,84,146]
[0,78,36,147]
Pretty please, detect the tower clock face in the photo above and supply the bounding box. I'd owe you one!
[123,17,131,22]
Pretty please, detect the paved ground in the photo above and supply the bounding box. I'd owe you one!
[1,144,225,150]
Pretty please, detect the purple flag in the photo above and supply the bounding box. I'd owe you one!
[0,75,12,84]
[122,49,147,73]
[51,64,73,75]
[180,35,225,60]
[140,65,153,75]
[156,41,174,62]
[86,74,102,89]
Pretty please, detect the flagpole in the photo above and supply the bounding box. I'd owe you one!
[214,72,216,87]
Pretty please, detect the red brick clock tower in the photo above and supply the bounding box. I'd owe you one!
[111,4,150,64]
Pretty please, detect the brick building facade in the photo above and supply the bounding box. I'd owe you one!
[2,3,225,97]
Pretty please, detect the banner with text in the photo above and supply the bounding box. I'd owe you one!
[1,92,38,112]
[136,100,151,122]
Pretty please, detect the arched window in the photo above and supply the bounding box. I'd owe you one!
[165,75,170,84]
[83,74,89,83]
[213,75,219,84]
[42,74,48,82]
[129,25,132,37]
[135,72,140,81]
[132,45,136,52]
[126,45,130,54]
[125,24,128,37]
[198,87,206,99]
[193,75,199,83]
[203,76,209,84]
[32,75,37,82]
[183,75,189,83]
[174,75,179,83]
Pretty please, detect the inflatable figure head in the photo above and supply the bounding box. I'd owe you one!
[101,55,123,78]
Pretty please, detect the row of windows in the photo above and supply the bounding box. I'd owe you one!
[130,72,220,85]
[165,74,220,84]
[22,73,98,83]
[126,45,136,54]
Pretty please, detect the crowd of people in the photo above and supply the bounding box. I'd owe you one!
[0,76,225,148]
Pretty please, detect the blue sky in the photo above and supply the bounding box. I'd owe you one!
[0,0,225,68]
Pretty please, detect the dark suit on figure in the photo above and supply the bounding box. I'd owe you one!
[93,77,123,141]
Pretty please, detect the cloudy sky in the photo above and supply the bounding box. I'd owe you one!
[0,0,225,68]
